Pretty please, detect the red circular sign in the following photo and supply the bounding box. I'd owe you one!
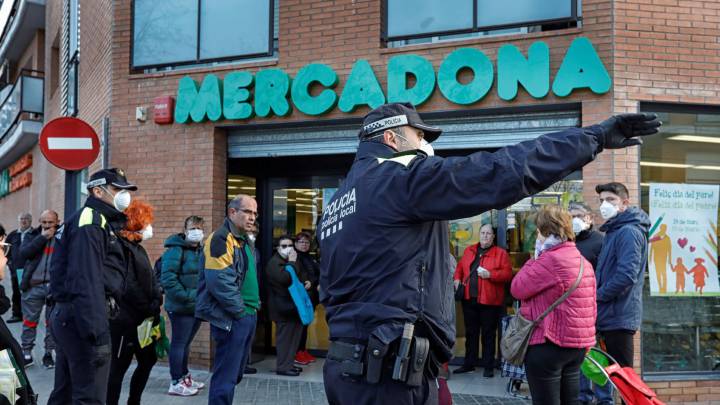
[39,117,100,170]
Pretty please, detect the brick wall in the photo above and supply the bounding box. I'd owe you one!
[614,0,720,403]
[107,0,615,368]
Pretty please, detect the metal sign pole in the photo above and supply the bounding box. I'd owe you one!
[64,170,79,219]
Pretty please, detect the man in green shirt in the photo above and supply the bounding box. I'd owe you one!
[195,194,259,405]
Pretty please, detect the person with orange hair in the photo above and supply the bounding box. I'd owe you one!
[106,200,163,405]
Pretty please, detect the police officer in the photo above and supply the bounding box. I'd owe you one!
[48,168,136,405]
[318,102,661,405]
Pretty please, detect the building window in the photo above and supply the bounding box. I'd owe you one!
[66,0,79,116]
[132,0,277,71]
[384,0,580,46]
[640,103,720,377]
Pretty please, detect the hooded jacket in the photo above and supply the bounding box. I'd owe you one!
[160,233,203,315]
[511,242,596,348]
[318,124,605,363]
[595,206,650,332]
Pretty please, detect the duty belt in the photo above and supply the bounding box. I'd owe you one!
[327,335,431,387]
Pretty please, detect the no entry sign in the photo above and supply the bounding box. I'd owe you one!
[39,117,100,170]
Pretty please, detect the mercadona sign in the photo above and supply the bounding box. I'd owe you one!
[174,37,610,124]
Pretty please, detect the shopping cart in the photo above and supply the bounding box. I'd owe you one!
[499,315,530,400]
[583,347,666,405]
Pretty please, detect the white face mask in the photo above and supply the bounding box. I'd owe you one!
[572,217,588,234]
[141,225,153,241]
[186,229,204,243]
[419,139,435,156]
[278,246,291,259]
[104,187,131,212]
[599,201,619,220]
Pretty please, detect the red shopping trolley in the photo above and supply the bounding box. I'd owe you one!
[583,347,666,405]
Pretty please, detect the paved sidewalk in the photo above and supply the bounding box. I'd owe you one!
[2,279,530,403]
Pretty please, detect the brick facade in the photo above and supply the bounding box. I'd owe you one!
[1,0,717,401]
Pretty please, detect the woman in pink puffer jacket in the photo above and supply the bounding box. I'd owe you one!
[511,205,596,405]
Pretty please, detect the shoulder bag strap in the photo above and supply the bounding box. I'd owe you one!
[464,244,484,283]
[535,257,584,324]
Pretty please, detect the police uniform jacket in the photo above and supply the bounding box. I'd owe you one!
[50,196,127,346]
[318,125,605,363]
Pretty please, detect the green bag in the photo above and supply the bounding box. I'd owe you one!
[581,349,610,386]
[155,316,170,360]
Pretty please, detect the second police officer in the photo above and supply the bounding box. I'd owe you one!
[318,102,660,405]
[48,168,137,405]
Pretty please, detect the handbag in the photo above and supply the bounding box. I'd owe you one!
[500,258,584,366]
[284,265,315,326]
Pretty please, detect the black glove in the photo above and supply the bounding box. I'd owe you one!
[598,113,661,149]
[90,343,111,368]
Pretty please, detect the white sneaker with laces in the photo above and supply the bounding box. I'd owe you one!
[184,374,205,390]
[168,380,198,396]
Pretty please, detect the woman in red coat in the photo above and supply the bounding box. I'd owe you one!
[453,224,512,377]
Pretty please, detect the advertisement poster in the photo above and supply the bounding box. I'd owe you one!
[648,183,719,296]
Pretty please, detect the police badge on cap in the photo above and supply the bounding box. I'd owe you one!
[358,102,442,143]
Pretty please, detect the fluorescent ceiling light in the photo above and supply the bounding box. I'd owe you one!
[640,161,692,168]
[693,165,720,171]
[668,135,720,144]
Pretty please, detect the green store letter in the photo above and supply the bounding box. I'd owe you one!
[174,75,223,123]
[552,37,611,97]
[291,64,338,116]
[255,69,292,118]
[387,54,435,106]
[223,72,254,120]
[338,60,386,113]
[438,48,494,105]
[497,42,550,101]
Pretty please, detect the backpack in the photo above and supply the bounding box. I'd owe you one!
[154,248,185,293]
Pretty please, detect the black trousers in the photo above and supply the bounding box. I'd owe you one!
[48,303,111,405]
[323,357,438,405]
[106,323,157,405]
[9,267,21,318]
[600,329,635,367]
[525,342,585,405]
[275,321,303,372]
[461,300,500,368]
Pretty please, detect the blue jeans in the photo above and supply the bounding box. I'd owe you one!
[579,372,613,404]
[208,314,256,405]
[167,312,201,382]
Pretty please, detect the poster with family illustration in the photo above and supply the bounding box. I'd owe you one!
[648,183,719,297]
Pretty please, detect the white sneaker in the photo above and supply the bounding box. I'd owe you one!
[184,374,206,390]
[168,381,198,396]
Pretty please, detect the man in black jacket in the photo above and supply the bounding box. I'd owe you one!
[5,212,33,323]
[318,102,660,405]
[48,168,136,405]
[19,210,59,369]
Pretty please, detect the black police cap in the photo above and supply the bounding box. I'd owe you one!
[358,102,442,143]
[86,168,137,191]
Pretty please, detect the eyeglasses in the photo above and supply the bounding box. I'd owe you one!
[279,244,293,248]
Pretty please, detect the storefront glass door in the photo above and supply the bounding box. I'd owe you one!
[263,176,343,353]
